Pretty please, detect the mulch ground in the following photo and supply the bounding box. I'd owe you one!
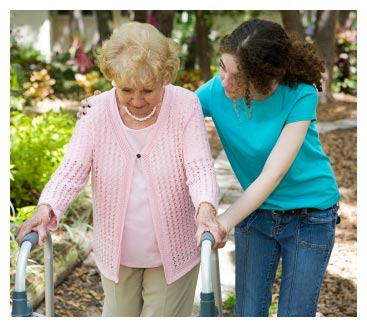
[35,94,357,317]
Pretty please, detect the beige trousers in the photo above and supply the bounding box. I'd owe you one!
[100,264,199,317]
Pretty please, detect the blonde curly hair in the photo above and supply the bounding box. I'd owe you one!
[95,21,180,88]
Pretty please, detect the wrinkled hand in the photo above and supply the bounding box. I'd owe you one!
[195,204,228,250]
[15,206,50,247]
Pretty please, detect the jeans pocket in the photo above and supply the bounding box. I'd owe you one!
[235,210,260,232]
[298,209,337,250]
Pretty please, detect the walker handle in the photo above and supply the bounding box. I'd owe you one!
[20,231,39,250]
[200,231,215,248]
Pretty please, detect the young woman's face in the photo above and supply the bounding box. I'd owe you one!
[219,53,255,100]
[219,53,242,99]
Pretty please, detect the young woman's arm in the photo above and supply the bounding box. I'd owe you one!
[219,120,311,232]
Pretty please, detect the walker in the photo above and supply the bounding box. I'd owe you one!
[198,231,223,317]
[11,231,222,317]
[11,231,54,317]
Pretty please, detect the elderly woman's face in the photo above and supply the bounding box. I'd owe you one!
[115,81,164,117]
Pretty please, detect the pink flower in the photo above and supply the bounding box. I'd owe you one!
[76,49,92,73]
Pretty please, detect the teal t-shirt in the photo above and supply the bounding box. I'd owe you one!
[196,74,340,210]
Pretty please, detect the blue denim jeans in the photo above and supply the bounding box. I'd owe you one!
[234,204,339,317]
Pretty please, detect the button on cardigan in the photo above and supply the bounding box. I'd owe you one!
[38,85,219,284]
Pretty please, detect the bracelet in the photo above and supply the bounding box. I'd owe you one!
[36,202,53,218]
[197,201,217,217]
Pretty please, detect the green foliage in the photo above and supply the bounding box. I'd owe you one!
[10,203,35,243]
[223,291,236,316]
[222,290,279,317]
[10,38,47,109]
[173,11,197,70]
[10,47,35,110]
[10,39,45,66]
[10,30,112,108]
[45,37,112,99]
[10,205,36,228]
[10,110,76,208]
[45,51,84,98]
[174,11,259,73]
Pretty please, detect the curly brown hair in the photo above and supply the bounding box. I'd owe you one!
[220,18,325,109]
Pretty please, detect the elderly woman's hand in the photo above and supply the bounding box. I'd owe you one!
[195,202,228,250]
[15,204,52,247]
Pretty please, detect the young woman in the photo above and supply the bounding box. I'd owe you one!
[195,18,340,317]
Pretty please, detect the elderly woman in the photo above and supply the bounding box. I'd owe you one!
[15,22,225,317]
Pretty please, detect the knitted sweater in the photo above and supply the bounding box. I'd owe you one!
[39,85,219,284]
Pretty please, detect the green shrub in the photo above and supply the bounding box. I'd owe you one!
[10,110,76,209]
[10,30,111,105]
[223,291,236,316]
[10,205,36,229]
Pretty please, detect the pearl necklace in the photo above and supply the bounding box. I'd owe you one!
[124,106,157,122]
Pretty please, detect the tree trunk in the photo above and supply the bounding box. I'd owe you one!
[184,33,197,70]
[314,10,339,103]
[281,10,305,39]
[69,10,84,37]
[95,10,113,45]
[134,10,147,23]
[153,10,175,37]
[338,10,356,30]
[195,10,212,81]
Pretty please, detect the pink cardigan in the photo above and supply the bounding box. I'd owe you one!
[39,85,219,284]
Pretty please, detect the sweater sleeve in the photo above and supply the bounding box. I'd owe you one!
[38,113,94,230]
[183,94,220,212]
